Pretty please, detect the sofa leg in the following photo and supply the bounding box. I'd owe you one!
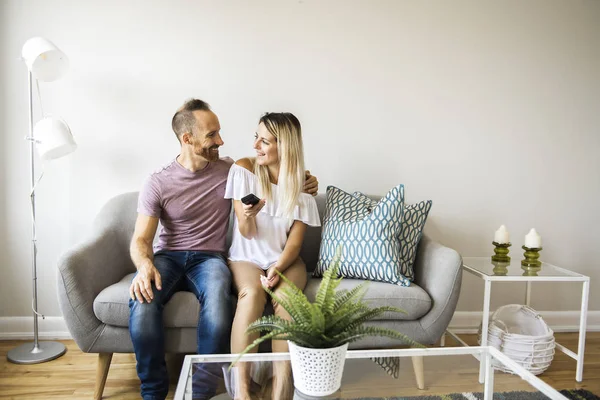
[411,356,425,390]
[94,352,113,400]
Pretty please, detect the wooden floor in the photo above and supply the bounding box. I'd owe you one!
[0,333,599,399]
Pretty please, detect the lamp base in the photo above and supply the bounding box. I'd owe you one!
[7,341,66,364]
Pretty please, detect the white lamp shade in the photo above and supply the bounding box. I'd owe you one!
[33,117,77,160]
[22,37,69,82]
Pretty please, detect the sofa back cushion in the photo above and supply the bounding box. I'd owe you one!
[126,189,323,273]
[297,194,326,272]
[125,191,385,276]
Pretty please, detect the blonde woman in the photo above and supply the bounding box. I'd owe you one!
[225,112,320,400]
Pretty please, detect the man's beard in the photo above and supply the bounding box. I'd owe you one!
[199,145,220,161]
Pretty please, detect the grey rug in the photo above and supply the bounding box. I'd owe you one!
[316,389,599,400]
[210,389,598,399]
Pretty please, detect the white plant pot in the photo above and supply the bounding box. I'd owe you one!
[288,341,348,397]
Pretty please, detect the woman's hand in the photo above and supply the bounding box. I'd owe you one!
[242,199,266,219]
[262,265,280,289]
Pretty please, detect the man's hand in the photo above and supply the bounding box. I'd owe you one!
[304,170,319,196]
[129,263,162,303]
[242,199,266,219]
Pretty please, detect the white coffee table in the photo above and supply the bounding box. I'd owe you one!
[174,346,567,399]
[445,257,590,383]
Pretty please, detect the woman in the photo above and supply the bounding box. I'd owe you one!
[225,112,320,400]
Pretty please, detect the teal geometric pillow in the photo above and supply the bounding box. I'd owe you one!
[353,192,432,281]
[314,185,410,286]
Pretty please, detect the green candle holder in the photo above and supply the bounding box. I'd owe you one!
[491,260,509,276]
[521,246,543,268]
[491,242,511,263]
[522,265,541,276]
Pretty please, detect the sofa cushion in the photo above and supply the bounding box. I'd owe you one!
[95,271,432,328]
[94,273,200,328]
[304,278,431,321]
[354,192,432,281]
[314,185,410,286]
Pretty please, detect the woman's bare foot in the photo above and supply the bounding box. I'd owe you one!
[231,364,254,400]
[233,382,253,400]
[271,361,294,400]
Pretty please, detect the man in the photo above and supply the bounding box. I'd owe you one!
[128,98,318,400]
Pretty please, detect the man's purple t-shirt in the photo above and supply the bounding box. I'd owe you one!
[137,157,234,253]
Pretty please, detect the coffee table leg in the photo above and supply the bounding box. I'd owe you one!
[483,349,494,400]
[479,279,492,384]
[576,280,589,382]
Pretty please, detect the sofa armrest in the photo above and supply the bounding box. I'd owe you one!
[413,236,462,338]
[57,230,134,352]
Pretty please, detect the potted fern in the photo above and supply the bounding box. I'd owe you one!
[232,252,424,396]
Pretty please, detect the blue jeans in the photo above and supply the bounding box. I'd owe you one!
[128,250,233,400]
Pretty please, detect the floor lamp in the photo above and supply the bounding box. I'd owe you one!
[7,37,76,364]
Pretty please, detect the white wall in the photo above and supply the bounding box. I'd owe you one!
[1,1,599,323]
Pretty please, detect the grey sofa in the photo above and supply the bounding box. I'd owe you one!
[57,192,462,399]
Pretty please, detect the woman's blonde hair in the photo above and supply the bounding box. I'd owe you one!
[254,112,305,218]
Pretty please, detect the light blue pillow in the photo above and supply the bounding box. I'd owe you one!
[314,185,410,286]
[353,192,432,281]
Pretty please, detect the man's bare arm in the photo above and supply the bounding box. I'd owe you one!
[129,214,160,303]
[304,170,319,196]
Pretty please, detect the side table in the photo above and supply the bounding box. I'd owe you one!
[444,257,590,383]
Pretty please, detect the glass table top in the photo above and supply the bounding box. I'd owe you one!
[462,257,587,279]
[175,346,566,400]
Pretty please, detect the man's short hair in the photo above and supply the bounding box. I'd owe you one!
[172,99,211,142]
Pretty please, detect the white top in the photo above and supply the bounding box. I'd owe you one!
[225,164,321,269]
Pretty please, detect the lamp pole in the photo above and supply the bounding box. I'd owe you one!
[6,69,67,365]
[29,69,41,351]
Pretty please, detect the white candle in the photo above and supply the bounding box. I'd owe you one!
[524,228,542,248]
[494,225,510,244]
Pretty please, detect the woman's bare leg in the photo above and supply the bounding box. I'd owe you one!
[229,261,267,400]
[271,258,307,400]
